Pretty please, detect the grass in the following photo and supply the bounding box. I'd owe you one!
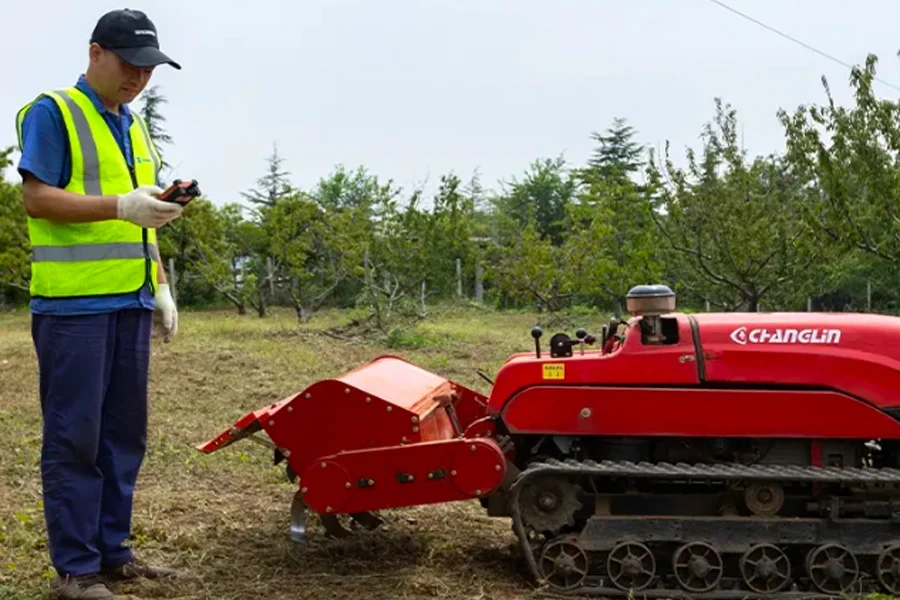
[0,303,599,600]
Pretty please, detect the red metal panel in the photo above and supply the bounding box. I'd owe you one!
[694,312,900,410]
[196,355,492,485]
[487,315,701,415]
[299,438,507,515]
[500,386,900,439]
[338,355,453,412]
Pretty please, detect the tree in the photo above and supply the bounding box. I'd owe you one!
[266,191,361,322]
[354,185,432,332]
[493,156,576,246]
[0,147,30,304]
[137,85,173,172]
[584,117,645,182]
[779,53,900,265]
[646,99,822,311]
[157,199,266,314]
[488,221,581,313]
[567,175,664,315]
[426,173,477,299]
[571,118,662,314]
[241,143,294,210]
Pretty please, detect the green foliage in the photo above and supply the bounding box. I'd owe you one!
[241,143,295,209]
[137,85,173,172]
[584,117,645,181]
[265,190,361,322]
[492,156,576,246]
[5,55,900,319]
[647,99,823,311]
[0,147,29,307]
[779,53,900,264]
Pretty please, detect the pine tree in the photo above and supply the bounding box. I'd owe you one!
[241,142,294,208]
[586,117,645,181]
[137,85,173,171]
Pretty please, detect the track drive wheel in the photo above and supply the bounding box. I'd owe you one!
[672,542,723,593]
[739,543,791,593]
[538,535,589,591]
[519,475,582,533]
[806,543,860,595]
[607,541,655,591]
[877,544,900,595]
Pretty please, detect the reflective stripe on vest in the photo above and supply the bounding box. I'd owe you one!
[16,87,161,299]
[31,242,161,263]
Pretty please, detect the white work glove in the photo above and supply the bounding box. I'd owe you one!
[155,283,178,342]
[117,185,183,228]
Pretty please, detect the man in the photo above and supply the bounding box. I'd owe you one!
[16,9,185,599]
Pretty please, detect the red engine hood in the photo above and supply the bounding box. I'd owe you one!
[693,312,900,409]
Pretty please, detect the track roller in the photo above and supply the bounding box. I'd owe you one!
[806,543,860,595]
[739,543,791,593]
[672,541,723,593]
[877,544,900,595]
[606,541,655,591]
[538,535,589,591]
[744,482,785,516]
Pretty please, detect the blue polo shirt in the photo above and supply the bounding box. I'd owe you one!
[17,74,156,315]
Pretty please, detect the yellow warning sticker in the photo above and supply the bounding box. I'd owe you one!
[542,363,565,380]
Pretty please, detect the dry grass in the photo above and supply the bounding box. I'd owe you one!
[0,303,597,600]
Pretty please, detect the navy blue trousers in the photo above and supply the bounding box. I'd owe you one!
[32,308,152,577]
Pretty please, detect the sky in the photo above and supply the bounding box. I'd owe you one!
[3,0,900,208]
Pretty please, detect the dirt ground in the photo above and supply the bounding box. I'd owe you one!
[1,304,583,600]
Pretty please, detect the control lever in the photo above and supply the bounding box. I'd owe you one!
[550,329,597,357]
[575,328,597,355]
[531,327,543,358]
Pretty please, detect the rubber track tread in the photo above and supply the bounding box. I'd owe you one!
[508,458,900,598]
[520,457,900,483]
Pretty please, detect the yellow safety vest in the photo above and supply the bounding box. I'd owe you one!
[15,86,162,299]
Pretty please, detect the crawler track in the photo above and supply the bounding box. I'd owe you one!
[509,458,900,597]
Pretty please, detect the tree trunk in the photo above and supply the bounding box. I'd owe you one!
[474,264,484,303]
[743,295,760,313]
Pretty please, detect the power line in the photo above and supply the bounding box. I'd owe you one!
[707,0,900,93]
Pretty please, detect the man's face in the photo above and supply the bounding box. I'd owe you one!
[89,43,155,105]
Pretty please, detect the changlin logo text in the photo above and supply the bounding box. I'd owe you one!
[729,326,841,345]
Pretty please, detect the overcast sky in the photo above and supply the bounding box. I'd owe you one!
[3,0,900,207]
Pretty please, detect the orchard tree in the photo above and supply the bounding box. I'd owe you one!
[646,99,823,311]
[493,156,576,246]
[567,176,664,315]
[426,173,477,299]
[157,199,265,314]
[313,164,391,216]
[571,118,663,314]
[779,53,900,266]
[266,191,363,322]
[489,221,585,313]
[356,186,435,331]
[0,147,30,303]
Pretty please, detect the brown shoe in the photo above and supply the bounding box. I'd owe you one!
[52,574,114,599]
[101,558,177,581]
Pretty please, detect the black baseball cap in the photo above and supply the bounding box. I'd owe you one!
[90,9,181,70]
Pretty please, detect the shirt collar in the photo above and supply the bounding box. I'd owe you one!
[75,74,132,119]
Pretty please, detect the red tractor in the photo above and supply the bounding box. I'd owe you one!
[198,284,900,597]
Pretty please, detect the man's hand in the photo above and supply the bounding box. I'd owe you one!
[117,185,183,228]
[155,283,178,342]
